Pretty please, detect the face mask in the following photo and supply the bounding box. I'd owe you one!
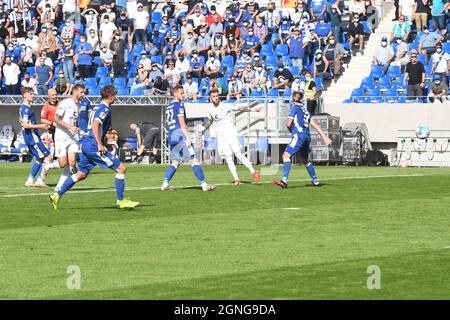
[188,35,193,39]
[42,28,47,33]
[230,22,235,26]
[353,19,359,23]
[243,23,248,27]
[80,39,86,43]
[248,32,253,36]
[152,67,157,71]
[200,32,206,37]
[28,34,33,39]
[106,9,111,12]
[102,49,107,53]
[42,55,47,58]
[396,39,402,44]
[329,40,335,44]
[229,36,233,40]
[193,54,198,58]
[210,57,215,61]
[141,54,146,58]
[435,80,441,84]
[163,20,168,24]
[257,67,262,71]
[196,13,200,16]
[317,54,322,58]
[437,48,442,53]
[305,77,311,81]
[332,9,336,13]
[115,35,120,39]
[14,8,18,12]
[53,31,57,35]
[58,74,64,78]
[257,22,262,27]
[104,19,109,23]
[8,46,13,51]
[381,41,387,47]
[278,68,283,72]
[254,56,259,61]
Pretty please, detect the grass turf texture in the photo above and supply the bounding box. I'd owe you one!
[0,163,450,299]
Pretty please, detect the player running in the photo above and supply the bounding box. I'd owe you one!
[161,85,215,192]
[202,88,261,185]
[19,87,50,187]
[41,84,86,190]
[274,91,332,189]
[49,85,139,210]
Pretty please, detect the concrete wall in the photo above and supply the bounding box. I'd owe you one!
[324,102,450,143]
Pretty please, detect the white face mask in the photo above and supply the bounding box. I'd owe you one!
[193,54,198,59]
[200,32,206,37]
[278,68,283,72]
[381,41,387,47]
[104,19,109,23]
[257,22,262,27]
[80,39,86,43]
[437,48,442,53]
[210,57,215,61]
[257,67,262,71]
[102,49,107,53]
[248,32,253,36]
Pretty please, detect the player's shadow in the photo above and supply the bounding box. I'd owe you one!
[287,183,332,189]
[73,204,154,210]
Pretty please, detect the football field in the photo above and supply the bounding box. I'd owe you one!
[1,163,450,299]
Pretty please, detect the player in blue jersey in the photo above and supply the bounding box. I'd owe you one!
[161,85,215,192]
[78,96,92,134]
[274,91,332,189]
[19,87,51,187]
[49,86,139,210]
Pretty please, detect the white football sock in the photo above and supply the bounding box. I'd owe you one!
[55,166,71,191]
[225,156,239,181]
[235,152,256,174]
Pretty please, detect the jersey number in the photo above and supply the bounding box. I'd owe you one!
[87,109,96,131]
[166,109,176,126]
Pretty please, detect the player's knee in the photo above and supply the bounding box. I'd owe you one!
[76,171,87,181]
[300,157,309,165]
[117,164,127,174]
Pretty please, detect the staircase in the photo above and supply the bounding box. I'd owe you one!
[322,1,395,103]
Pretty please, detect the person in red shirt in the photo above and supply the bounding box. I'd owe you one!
[206,5,222,26]
[40,88,59,141]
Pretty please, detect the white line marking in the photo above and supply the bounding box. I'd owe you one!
[282,208,300,210]
[0,173,428,198]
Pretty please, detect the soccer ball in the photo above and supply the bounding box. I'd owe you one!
[415,125,430,139]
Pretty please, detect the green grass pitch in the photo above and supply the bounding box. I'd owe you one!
[1,163,450,299]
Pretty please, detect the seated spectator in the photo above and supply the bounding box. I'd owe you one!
[225,33,240,61]
[430,42,449,86]
[196,26,211,61]
[428,74,448,103]
[273,63,294,90]
[210,32,225,58]
[250,52,262,69]
[149,61,165,84]
[323,35,346,77]
[291,75,303,92]
[189,49,205,82]
[277,16,291,46]
[132,64,151,95]
[240,26,260,56]
[315,15,332,48]
[21,72,38,93]
[392,37,410,71]
[390,15,411,43]
[188,4,207,29]
[225,17,240,39]
[348,14,364,55]
[183,74,200,101]
[35,56,53,95]
[105,127,119,156]
[242,63,255,95]
[53,69,71,95]
[418,25,442,60]
[211,77,228,98]
[314,49,331,81]
[372,36,394,75]
[100,44,113,72]
[181,30,197,56]
[208,13,223,35]
[251,64,268,92]
[227,75,243,101]
[150,76,170,96]
[254,17,268,44]
[245,0,260,22]
[204,52,221,79]
[140,51,152,71]
[235,51,252,74]
[175,51,190,83]
[164,59,180,90]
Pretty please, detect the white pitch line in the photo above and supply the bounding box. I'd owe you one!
[0,173,428,198]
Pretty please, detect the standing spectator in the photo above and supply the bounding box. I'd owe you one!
[82,8,99,35]
[310,0,328,18]
[210,32,225,58]
[427,74,448,103]
[53,69,71,95]
[3,56,21,94]
[227,75,243,101]
[74,34,93,79]
[183,74,199,101]
[414,0,429,32]
[430,42,450,86]
[109,31,126,78]
[21,72,38,93]
[259,3,277,36]
[287,27,305,70]
[244,0,260,22]
[181,30,197,56]
[418,25,441,61]
[204,52,221,79]
[431,0,448,32]
[404,52,426,101]
[99,14,118,47]
[303,70,319,115]
[37,24,56,58]
[348,14,365,55]
[224,17,240,39]
[63,0,78,24]
[188,5,207,29]
[87,28,99,50]
[329,4,342,42]
[115,11,132,48]
[162,0,176,23]
[273,63,294,90]
[35,56,53,95]
[372,36,394,75]
[390,15,411,43]
[399,0,416,22]
[349,0,366,17]
[60,37,75,83]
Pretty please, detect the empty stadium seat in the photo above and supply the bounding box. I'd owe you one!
[266,88,279,97]
[130,87,144,95]
[350,87,364,102]
[360,76,375,89]
[387,65,402,79]
[117,87,129,96]
[151,12,162,24]
[275,44,288,57]
[370,65,384,78]
[260,44,274,58]
[383,88,398,102]
[114,77,126,88]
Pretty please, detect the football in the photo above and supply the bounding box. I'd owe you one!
[415,125,430,139]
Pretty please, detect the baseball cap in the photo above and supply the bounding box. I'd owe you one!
[137,3,143,7]
[277,62,284,68]
[141,50,146,54]
[187,74,192,79]
[381,36,388,42]
[434,74,441,81]
[191,49,198,55]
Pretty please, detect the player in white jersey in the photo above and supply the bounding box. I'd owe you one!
[202,89,261,185]
[41,84,86,190]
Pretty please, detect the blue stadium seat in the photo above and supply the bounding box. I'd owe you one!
[275,44,288,57]
[127,78,135,88]
[197,97,209,102]
[130,87,144,95]
[95,67,108,79]
[350,88,364,102]
[378,76,391,89]
[370,65,384,78]
[315,77,323,91]
[360,76,375,89]
[151,55,162,64]
[26,66,35,76]
[260,44,274,58]
[443,42,450,53]
[251,88,264,97]
[220,55,234,70]
[87,87,100,95]
[364,87,382,102]
[383,88,398,102]
[114,77,126,88]
[281,55,291,66]
[282,88,292,97]
[387,65,402,79]
[265,56,278,69]
[289,66,300,76]
[361,21,371,34]
[117,87,130,96]
[98,77,112,87]
[151,12,162,25]
[266,88,279,97]
[417,54,427,65]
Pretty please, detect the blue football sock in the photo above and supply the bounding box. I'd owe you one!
[163,164,178,183]
[306,162,318,181]
[192,163,205,185]
[281,158,291,183]
[57,175,78,197]
[29,160,42,179]
[115,174,125,201]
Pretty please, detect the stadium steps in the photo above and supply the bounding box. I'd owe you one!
[322,2,396,103]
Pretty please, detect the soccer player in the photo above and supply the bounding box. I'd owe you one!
[19,87,50,187]
[202,88,261,185]
[49,85,139,210]
[161,86,215,192]
[274,91,332,189]
[78,95,92,134]
[41,84,86,191]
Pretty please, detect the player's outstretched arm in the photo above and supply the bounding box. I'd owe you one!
[238,106,262,112]
[20,119,48,130]
[310,119,332,145]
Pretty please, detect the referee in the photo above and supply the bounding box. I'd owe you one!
[130,122,160,163]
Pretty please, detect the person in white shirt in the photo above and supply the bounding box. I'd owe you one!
[204,53,221,79]
[2,56,21,94]
[431,42,450,86]
[201,89,261,185]
[251,65,268,91]
[41,84,86,191]
[81,8,99,34]
[399,0,415,22]
[227,75,243,101]
[134,3,149,44]
[164,59,180,89]
[175,51,190,83]
[99,16,118,47]
[188,6,206,29]
[21,72,38,93]
[183,75,199,101]
[25,32,39,53]
[100,44,113,68]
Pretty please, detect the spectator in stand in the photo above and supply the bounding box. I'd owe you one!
[241,26,260,56]
[235,51,252,74]
[225,17,240,39]
[349,0,366,18]
[181,30,197,56]
[227,75,243,101]
[165,24,181,58]
[251,64,268,92]
[35,50,54,68]
[404,51,426,101]
[225,33,240,62]
[273,62,294,90]
[133,63,151,95]
[110,31,127,78]
[323,35,346,78]
[115,11,132,49]
[392,37,410,71]
[277,16,291,46]
[180,17,194,41]
[74,34,93,79]
[372,36,394,75]
[239,19,250,39]
[314,49,331,81]
[390,15,411,43]
[37,24,56,58]
[4,39,22,64]
[315,15,332,48]
[99,43,113,72]
[287,27,305,70]
[210,31,225,58]
[35,56,52,95]
[3,56,21,94]
[87,28,99,50]
[244,0,260,22]
[164,59,180,91]
[292,1,310,26]
[196,26,211,61]
[175,51,190,83]
[183,74,199,101]
[329,4,342,43]
[208,14,223,36]
[431,0,449,32]
[60,37,75,83]
[99,14,118,47]
[254,17,268,44]
[162,0,176,24]
[291,74,302,92]
[211,76,228,99]
[204,52,221,79]
[242,63,255,95]
[150,76,170,96]
[189,5,207,29]
[303,70,319,115]
[250,52,262,69]
[348,14,365,56]
[149,30,165,57]
[82,8,99,35]
[310,0,328,18]
[430,42,450,86]
[53,69,72,95]
[414,0,429,32]
[21,72,38,93]
[133,3,149,45]
[189,49,204,83]
[399,0,415,22]
[418,25,442,61]
[428,74,448,103]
